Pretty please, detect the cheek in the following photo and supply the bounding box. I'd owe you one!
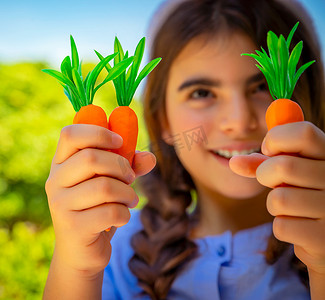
[167,103,207,134]
[254,96,272,130]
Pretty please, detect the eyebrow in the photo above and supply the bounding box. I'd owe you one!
[178,78,221,91]
[245,73,266,85]
[177,72,266,92]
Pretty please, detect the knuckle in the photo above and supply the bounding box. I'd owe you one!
[48,192,67,213]
[45,177,52,195]
[60,125,73,143]
[273,217,285,240]
[275,156,294,177]
[126,186,137,201]
[269,188,287,215]
[301,121,316,141]
[81,148,97,165]
[95,127,108,145]
[97,177,113,198]
[108,204,131,227]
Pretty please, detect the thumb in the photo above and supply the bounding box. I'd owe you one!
[229,153,269,178]
[132,151,157,178]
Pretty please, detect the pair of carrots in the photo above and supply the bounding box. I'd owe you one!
[44,35,161,167]
[72,104,138,166]
[44,36,161,232]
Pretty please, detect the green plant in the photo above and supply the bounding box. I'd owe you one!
[95,36,162,106]
[42,35,134,112]
[242,22,315,100]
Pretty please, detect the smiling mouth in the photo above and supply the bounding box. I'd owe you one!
[210,148,261,159]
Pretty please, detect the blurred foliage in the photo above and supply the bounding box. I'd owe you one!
[0,61,150,299]
[0,222,54,299]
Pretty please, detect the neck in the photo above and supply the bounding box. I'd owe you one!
[190,185,273,238]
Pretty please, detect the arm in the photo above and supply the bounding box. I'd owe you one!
[43,125,156,299]
[43,247,107,300]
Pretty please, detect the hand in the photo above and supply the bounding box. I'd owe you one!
[45,124,156,278]
[230,121,325,275]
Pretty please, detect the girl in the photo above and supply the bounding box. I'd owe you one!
[43,0,325,299]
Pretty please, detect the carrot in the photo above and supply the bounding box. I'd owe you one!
[42,35,134,128]
[108,106,138,165]
[96,37,161,167]
[72,104,108,127]
[231,22,315,179]
[265,98,304,130]
[242,22,314,130]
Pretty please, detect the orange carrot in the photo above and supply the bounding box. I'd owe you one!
[73,104,108,128]
[108,106,138,166]
[97,37,161,168]
[265,98,304,130]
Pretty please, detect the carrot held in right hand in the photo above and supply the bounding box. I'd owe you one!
[230,22,315,177]
[96,37,162,167]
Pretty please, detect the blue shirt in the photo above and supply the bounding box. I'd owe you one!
[102,209,310,299]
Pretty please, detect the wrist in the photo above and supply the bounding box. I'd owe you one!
[52,247,105,281]
[43,249,104,300]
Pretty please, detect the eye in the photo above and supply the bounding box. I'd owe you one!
[253,82,269,93]
[189,88,214,100]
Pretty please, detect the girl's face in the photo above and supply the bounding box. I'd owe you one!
[164,32,272,199]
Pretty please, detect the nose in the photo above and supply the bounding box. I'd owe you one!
[219,92,258,137]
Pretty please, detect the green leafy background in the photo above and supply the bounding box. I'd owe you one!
[0,61,150,299]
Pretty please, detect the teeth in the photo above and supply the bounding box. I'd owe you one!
[213,148,260,158]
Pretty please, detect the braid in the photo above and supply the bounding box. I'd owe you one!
[129,164,198,299]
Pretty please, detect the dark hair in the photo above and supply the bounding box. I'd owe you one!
[129,0,325,298]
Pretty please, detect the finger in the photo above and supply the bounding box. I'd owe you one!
[256,155,325,189]
[267,187,325,219]
[262,122,325,159]
[73,202,131,233]
[229,153,269,178]
[54,124,123,164]
[55,176,138,211]
[272,216,324,251]
[132,151,157,178]
[52,148,135,187]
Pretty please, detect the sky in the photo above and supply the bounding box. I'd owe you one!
[0,0,324,67]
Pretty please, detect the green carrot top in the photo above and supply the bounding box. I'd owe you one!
[242,22,315,100]
[95,37,162,106]
[42,35,134,112]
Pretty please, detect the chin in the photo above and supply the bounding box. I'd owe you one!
[210,174,268,200]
